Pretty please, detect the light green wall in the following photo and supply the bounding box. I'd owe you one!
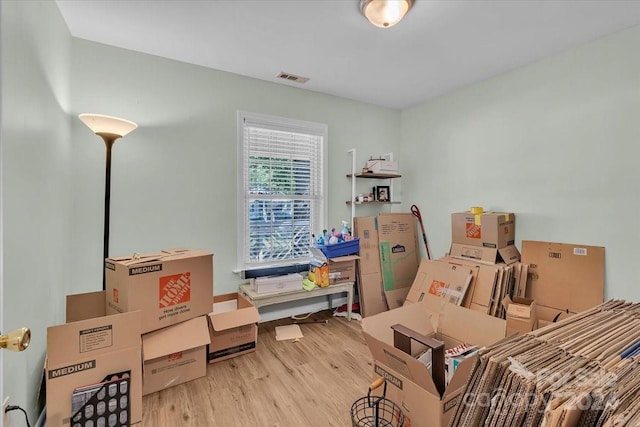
[68,38,401,297]
[401,25,640,301]
[1,0,72,423]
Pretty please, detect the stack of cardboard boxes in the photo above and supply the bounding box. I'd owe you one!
[440,209,526,325]
[45,248,260,426]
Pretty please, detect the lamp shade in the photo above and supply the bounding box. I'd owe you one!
[360,0,414,28]
[79,113,138,137]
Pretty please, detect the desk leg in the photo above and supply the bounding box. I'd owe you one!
[328,294,333,312]
[347,285,353,321]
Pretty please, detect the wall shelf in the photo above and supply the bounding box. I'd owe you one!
[346,172,402,179]
[346,149,401,230]
[345,201,401,205]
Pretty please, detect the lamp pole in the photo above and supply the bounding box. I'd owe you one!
[79,114,137,291]
[99,133,120,290]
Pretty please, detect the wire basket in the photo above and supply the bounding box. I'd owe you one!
[351,378,404,427]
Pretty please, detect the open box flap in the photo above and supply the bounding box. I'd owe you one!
[210,293,261,331]
[66,291,107,322]
[362,301,435,348]
[428,295,505,347]
[142,316,210,361]
[363,327,439,397]
[108,249,211,266]
[47,309,141,366]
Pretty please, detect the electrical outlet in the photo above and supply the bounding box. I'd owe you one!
[2,396,11,427]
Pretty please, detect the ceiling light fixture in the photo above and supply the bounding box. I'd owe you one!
[360,0,414,28]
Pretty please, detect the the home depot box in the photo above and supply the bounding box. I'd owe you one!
[451,210,516,249]
[378,213,420,308]
[46,291,142,427]
[106,248,213,333]
[521,240,604,325]
[361,261,506,427]
[142,315,210,395]
[207,293,261,363]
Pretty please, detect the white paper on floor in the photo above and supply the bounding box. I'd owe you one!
[275,324,304,341]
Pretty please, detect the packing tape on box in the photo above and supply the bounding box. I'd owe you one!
[470,206,483,225]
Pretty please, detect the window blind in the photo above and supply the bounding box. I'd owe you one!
[238,112,326,271]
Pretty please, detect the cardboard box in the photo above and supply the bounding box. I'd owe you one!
[141,316,210,396]
[250,273,302,294]
[106,248,214,333]
[46,291,142,427]
[362,290,506,427]
[521,241,605,324]
[310,247,359,286]
[449,242,520,265]
[451,211,516,249]
[327,255,358,285]
[366,159,398,173]
[378,213,420,300]
[207,293,261,363]
[503,296,537,336]
[354,216,388,317]
[405,259,473,307]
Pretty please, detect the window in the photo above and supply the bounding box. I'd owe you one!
[237,111,327,272]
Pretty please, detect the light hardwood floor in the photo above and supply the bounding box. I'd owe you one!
[142,310,374,426]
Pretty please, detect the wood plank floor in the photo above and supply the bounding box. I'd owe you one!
[142,310,374,426]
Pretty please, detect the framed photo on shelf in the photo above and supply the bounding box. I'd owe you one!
[375,186,390,202]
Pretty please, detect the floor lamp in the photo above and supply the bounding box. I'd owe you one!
[79,113,138,290]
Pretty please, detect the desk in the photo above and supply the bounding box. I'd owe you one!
[239,282,354,321]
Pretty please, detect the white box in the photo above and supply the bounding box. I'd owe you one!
[250,273,302,294]
[366,159,399,173]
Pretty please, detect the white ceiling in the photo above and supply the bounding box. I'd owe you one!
[55,0,640,110]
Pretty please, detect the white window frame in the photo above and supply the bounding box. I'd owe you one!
[237,111,328,272]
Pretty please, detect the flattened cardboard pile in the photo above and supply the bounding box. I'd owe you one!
[450,300,640,427]
[438,256,527,320]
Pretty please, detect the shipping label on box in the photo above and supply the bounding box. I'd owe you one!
[106,248,214,333]
[46,292,142,427]
[208,293,261,363]
[451,211,516,249]
[142,316,211,395]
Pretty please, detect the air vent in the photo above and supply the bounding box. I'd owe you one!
[277,72,309,84]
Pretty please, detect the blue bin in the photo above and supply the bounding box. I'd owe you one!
[315,238,360,258]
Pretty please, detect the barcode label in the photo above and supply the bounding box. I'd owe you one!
[574,247,588,256]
